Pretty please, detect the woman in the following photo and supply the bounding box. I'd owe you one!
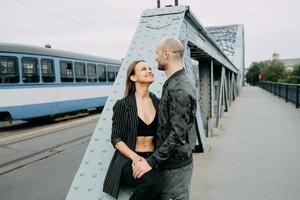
[103,60,163,200]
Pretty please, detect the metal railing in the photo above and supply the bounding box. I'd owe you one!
[258,81,300,108]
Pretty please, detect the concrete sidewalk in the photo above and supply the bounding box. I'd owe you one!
[191,86,300,200]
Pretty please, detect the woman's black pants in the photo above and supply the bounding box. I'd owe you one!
[121,161,163,200]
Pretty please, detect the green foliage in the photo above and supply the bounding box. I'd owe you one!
[283,64,300,84]
[261,60,285,82]
[246,61,264,85]
[292,64,300,76]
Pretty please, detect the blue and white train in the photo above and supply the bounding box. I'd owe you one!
[0,43,121,122]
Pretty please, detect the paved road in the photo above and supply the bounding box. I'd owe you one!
[191,86,300,200]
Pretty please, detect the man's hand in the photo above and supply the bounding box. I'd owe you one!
[132,158,152,179]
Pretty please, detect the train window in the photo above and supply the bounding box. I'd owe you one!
[22,57,39,83]
[0,56,19,84]
[60,61,74,82]
[98,64,107,82]
[107,65,115,82]
[87,63,97,82]
[41,59,55,82]
[75,62,86,82]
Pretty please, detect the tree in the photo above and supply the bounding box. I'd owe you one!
[292,64,300,77]
[285,64,300,84]
[261,60,285,82]
[246,61,264,85]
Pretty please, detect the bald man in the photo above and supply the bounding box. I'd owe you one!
[133,38,197,200]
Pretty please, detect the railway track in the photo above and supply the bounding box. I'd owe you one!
[0,114,99,176]
[0,113,99,144]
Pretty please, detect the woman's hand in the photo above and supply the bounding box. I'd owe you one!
[132,159,152,179]
[131,154,144,168]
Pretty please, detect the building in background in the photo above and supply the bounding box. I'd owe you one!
[272,53,300,71]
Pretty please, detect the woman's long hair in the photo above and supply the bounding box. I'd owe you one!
[124,60,145,97]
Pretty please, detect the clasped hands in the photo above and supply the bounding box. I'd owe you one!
[132,156,152,179]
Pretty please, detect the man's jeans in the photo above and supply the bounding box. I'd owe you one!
[159,162,193,200]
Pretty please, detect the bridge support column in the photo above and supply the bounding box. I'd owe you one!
[183,45,206,150]
[226,69,232,107]
[208,59,214,137]
[223,69,229,112]
[215,66,223,128]
[197,59,213,137]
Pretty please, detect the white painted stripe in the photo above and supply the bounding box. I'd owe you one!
[0,85,112,107]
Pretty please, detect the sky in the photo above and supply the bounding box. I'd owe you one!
[1,0,300,68]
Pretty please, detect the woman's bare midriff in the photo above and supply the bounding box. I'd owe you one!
[135,136,155,152]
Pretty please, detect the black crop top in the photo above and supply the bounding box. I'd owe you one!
[137,113,158,137]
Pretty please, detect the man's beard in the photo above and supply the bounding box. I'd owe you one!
[157,62,166,71]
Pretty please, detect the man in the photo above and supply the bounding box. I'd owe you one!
[133,38,197,200]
